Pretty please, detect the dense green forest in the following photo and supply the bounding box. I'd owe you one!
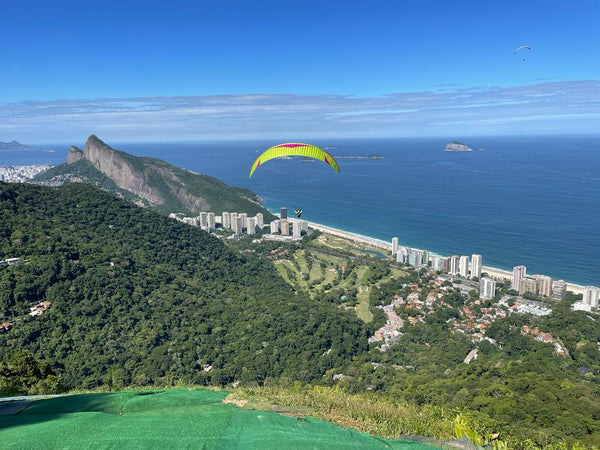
[0,182,366,389]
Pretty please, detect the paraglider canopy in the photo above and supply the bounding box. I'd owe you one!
[514,45,532,53]
[249,143,340,178]
[294,208,302,218]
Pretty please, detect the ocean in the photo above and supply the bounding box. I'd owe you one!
[3,135,599,286]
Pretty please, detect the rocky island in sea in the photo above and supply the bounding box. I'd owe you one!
[444,141,472,152]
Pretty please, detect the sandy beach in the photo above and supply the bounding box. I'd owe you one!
[303,220,590,295]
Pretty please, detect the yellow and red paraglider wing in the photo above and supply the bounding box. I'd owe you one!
[249,143,340,177]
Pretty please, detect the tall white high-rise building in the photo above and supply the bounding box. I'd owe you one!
[551,279,567,301]
[231,216,244,234]
[230,213,238,230]
[396,247,409,264]
[292,221,301,238]
[207,212,215,230]
[280,219,290,235]
[450,255,460,275]
[198,212,208,228]
[255,213,264,228]
[512,265,527,291]
[431,255,444,271]
[532,275,553,297]
[238,213,248,226]
[480,277,496,300]
[391,237,399,256]
[442,257,451,273]
[408,249,423,267]
[246,217,258,234]
[459,255,469,277]
[583,286,599,309]
[470,254,482,279]
[299,220,308,232]
[222,212,231,229]
[270,220,280,234]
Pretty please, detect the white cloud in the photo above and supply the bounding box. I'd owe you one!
[0,81,598,142]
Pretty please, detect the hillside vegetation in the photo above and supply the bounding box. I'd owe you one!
[0,182,366,389]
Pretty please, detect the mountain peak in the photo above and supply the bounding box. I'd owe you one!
[34,136,274,220]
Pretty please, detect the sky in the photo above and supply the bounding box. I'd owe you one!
[1,0,598,143]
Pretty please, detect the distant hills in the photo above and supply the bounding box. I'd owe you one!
[35,135,275,219]
[0,140,33,150]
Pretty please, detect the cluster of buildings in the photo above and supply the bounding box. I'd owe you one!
[392,238,482,278]
[521,325,566,356]
[511,266,559,299]
[169,211,265,235]
[169,207,313,244]
[368,295,405,349]
[0,164,53,183]
[390,237,598,309]
[573,286,600,312]
[29,301,51,317]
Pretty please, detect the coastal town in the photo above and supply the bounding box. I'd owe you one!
[0,164,53,183]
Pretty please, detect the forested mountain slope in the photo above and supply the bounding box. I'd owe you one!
[0,182,367,388]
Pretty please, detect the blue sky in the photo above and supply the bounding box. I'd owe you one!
[1,0,598,142]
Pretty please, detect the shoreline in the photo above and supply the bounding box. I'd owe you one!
[294,219,590,295]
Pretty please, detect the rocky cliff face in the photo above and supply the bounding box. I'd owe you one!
[83,135,163,205]
[34,134,274,219]
[66,146,84,165]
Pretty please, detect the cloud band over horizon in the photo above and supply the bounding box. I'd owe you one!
[1,81,599,143]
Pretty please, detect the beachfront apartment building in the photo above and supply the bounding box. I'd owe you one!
[430,255,444,271]
[256,213,264,228]
[396,247,409,264]
[471,254,482,279]
[281,219,290,236]
[292,221,301,238]
[408,249,424,267]
[459,256,469,277]
[280,207,287,220]
[583,286,599,309]
[207,212,215,229]
[519,277,539,296]
[480,277,496,299]
[532,275,553,297]
[512,265,527,291]
[450,256,460,275]
[391,237,398,256]
[551,279,567,301]
[270,220,280,233]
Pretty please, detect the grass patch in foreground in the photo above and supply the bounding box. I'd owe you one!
[229,385,456,441]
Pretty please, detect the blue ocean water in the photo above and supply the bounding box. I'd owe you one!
[3,136,599,286]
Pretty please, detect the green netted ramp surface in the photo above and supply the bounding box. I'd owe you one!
[0,389,436,449]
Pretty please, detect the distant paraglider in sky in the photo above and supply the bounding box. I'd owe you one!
[514,45,532,61]
[249,143,340,177]
[294,208,302,218]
